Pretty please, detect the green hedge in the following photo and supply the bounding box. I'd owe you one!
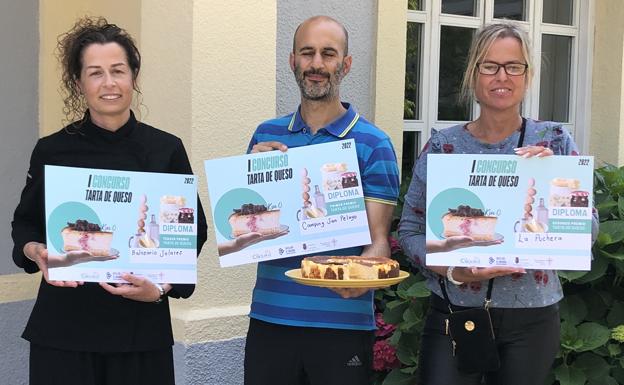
[373,165,624,385]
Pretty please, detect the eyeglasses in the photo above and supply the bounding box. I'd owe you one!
[476,62,528,76]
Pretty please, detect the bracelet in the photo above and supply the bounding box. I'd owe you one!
[446,266,464,285]
[153,283,165,304]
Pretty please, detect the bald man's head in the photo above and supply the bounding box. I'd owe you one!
[292,16,349,56]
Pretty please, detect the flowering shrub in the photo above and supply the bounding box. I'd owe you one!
[375,311,397,338]
[373,339,400,371]
[372,234,430,385]
[372,312,400,372]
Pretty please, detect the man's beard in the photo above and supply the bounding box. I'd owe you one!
[294,62,344,101]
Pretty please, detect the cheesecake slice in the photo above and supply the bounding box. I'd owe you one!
[442,205,497,241]
[228,203,281,236]
[61,220,113,256]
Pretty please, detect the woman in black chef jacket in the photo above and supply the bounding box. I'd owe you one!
[11,16,207,385]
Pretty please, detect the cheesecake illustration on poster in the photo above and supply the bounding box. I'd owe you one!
[425,154,594,270]
[204,139,371,267]
[45,165,198,283]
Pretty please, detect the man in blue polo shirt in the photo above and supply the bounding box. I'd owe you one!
[243,15,400,385]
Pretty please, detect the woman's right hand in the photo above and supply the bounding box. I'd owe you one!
[23,242,82,288]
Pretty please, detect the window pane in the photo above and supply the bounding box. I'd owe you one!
[542,0,573,25]
[441,0,477,16]
[539,34,572,122]
[494,0,527,21]
[401,131,421,179]
[404,23,423,120]
[438,26,473,121]
[408,0,423,11]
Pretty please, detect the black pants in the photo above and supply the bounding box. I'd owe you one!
[244,318,375,385]
[29,343,175,385]
[419,295,560,385]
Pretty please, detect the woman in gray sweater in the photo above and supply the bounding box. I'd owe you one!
[398,21,597,385]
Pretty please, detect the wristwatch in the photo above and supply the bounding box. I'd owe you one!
[153,283,165,304]
[446,266,464,286]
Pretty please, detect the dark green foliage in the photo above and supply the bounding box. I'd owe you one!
[374,165,624,385]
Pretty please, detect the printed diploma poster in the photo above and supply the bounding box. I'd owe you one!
[204,139,371,267]
[426,154,594,270]
[45,165,198,283]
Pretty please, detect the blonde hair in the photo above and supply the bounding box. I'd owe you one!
[460,21,533,103]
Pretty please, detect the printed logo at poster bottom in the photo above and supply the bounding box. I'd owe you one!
[48,268,196,283]
[219,230,372,267]
[426,252,591,270]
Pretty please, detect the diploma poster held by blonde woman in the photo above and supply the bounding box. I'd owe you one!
[424,153,594,270]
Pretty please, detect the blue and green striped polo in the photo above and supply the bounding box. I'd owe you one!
[247,103,400,330]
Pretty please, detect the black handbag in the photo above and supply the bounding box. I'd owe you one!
[439,277,500,373]
[435,118,524,373]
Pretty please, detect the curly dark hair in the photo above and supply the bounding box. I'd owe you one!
[56,16,141,124]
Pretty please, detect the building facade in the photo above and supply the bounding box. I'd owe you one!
[0,0,620,384]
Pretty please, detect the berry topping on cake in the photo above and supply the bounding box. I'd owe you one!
[67,219,101,231]
[447,205,484,217]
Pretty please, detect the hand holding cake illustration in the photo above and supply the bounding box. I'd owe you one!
[442,205,498,241]
[217,230,288,256]
[218,203,288,256]
[62,219,113,255]
[229,203,282,236]
[48,219,119,268]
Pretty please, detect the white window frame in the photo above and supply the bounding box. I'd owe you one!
[404,7,430,136]
[404,0,594,154]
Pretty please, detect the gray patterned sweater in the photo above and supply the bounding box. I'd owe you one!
[398,118,598,308]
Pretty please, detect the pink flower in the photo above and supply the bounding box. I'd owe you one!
[373,339,400,371]
[442,143,454,153]
[412,207,425,216]
[375,312,397,337]
[389,236,402,255]
[535,141,550,148]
